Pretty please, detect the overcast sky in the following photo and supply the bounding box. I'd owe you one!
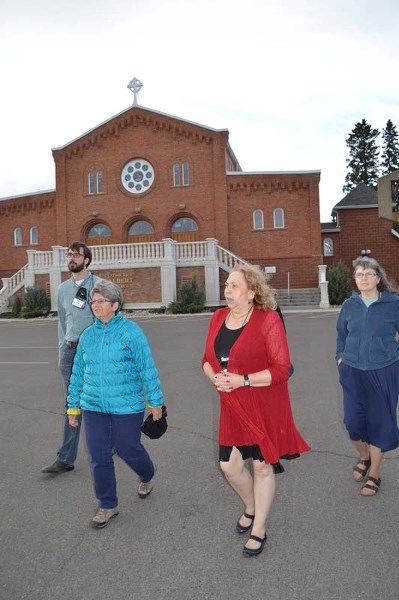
[1,0,397,221]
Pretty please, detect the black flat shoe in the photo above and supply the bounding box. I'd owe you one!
[236,512,255,534]
[242,533,267,557]
[41,460,75,474]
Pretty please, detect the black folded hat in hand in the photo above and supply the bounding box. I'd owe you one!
[141,405,168,439]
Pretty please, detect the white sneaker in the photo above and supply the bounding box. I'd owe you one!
[138,481,153,498]
[91,507,119,529]
[138,464,156,498]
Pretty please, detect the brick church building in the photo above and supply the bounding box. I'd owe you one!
[0,82,323,310]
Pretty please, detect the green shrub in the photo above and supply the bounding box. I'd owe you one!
[21,286,51,318]
[167,276,205,314]
[327,261,352,306]
[11,296,22,317]
[167,301,181,314]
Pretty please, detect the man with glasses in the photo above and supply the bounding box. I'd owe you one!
[41,242,102,474]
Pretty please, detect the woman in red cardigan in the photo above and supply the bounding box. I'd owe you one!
[202,264,310,557]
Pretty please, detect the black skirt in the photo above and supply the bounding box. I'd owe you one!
[219,444,300,474]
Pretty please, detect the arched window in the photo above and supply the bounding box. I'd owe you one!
[128,221,154,235]
[273,208,284,229]
[253,210,264,230]
[171,217,198,232]
[323,237,334,256]
[30,226,38,245]
[87,223,111,238]
[14,227,22,246]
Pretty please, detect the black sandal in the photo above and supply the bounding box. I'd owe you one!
[352,457,371,481]
[236,512,255,534]
[242,533,267,557]
[360,476,381,496]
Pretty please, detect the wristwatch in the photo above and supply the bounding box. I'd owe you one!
[243,374,250,387]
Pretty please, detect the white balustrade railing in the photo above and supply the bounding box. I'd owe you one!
[217,246,249,270]
[0,264,28,311]
[0,239,247,312]
[175,242,210,261]
[92,243,166,264]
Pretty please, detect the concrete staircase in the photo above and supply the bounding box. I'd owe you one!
[276,288,321,308]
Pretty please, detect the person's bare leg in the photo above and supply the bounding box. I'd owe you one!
[361,444,383,496]
[244,460,275,551]
[220,447,254,528]
[352,440,370,481]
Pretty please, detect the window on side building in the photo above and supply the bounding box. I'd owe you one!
[14,227,22,246]
[323,237,334,256]
[30,226,38,245]
[273,208,284,229]
[253,209,264,230]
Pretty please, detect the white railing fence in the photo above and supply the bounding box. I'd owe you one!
[0,239,247,312]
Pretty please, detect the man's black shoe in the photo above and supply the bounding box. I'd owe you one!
[41,460,75,474]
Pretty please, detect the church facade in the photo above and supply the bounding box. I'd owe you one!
[0,97,322,308]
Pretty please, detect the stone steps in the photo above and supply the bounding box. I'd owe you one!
[276,288,321,307]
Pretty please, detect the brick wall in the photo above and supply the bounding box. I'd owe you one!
[322,207,399,287]
[0,191,56,278]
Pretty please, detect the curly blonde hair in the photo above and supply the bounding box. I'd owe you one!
[232,263,276,310]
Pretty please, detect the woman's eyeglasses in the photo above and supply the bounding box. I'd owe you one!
[354,272,377,279]
[89,299,112,305]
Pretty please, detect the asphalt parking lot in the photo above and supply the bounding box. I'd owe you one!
[1,310,399,600]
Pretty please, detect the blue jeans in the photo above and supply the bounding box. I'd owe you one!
[57,346,81,464]
[83,411,155,509]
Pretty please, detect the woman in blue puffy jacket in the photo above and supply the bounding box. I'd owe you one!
[336,256,399,497]
[67,280,164,528]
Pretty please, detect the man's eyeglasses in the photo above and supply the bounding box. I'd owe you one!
[355,272,377,279]
[89,299,112,305]
[66,252,84,259]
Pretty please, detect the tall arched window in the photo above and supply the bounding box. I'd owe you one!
[30,226,38,245]
[273,208,285,229]
[253,210,264,230]
[173,162,190,186]
[14,227,22,246]
[88,170,103,194]
[323,237,334,256]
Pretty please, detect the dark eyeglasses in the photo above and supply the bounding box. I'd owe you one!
[66,252,84,259]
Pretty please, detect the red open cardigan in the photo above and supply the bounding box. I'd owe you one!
[203,307,310,464]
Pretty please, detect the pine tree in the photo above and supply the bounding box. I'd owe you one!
[381,119,399,174]
[343,119,380,192]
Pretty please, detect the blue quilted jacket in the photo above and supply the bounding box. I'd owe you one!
[67,312,164,414]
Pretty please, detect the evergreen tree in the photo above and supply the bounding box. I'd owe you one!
[381,119,399,174]
[343,119,380,192]
[327,261,352,306]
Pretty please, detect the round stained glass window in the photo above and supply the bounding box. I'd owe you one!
[121,159,154,194]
